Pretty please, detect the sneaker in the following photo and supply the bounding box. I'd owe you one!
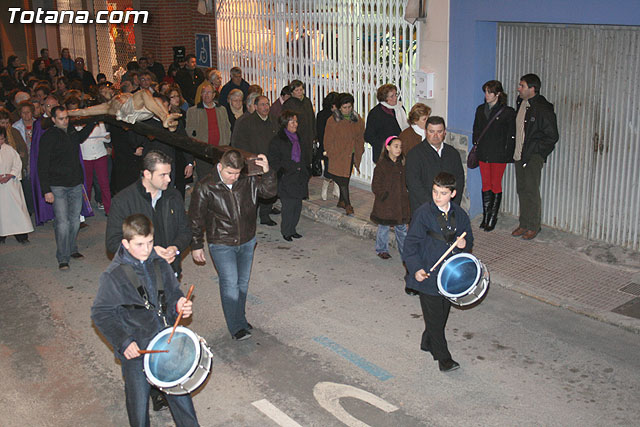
[232,329,252,341]
[438,359,460,372]
[377,252,392,259]
[58,263,70,270]
[97,203,104,210]
[70,252,84,259]
[151,392,169,411]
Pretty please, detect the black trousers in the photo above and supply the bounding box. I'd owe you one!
[280,197,302,236]
[419,293,452,361]
[258,198,275,222]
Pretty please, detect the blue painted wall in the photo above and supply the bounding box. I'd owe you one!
[448,0,640,218]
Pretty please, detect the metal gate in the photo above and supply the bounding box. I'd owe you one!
[57,0,88,62]
[93,0,137,83]
[496,23,640,250]
[216,0,418,183]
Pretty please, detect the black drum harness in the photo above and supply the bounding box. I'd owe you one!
[120,260,169,328]
[428,209,457,245]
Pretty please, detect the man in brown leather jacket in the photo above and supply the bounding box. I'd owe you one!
[189,149,276,340]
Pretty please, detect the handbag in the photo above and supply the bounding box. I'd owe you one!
[467,105,506,169]
[311,140,323,176]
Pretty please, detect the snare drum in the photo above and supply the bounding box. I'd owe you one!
[143,326,213,395]
[437,253,490,306]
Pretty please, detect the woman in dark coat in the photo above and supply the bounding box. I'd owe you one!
[268,111,310,241]
[282,79,315,166]
[364,83,409,163]
[316,91,339,200]
[472,80,516,231]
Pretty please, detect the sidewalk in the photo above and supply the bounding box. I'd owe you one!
[297,177,640,333]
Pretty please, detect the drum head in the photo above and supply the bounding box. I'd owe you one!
[144,326,201,388]
[437,253,481,297]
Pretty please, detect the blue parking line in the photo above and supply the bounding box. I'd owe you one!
[313,336,393,381]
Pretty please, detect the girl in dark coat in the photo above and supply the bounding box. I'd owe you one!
[472,80,516,231]
[268,111,310,241]
[282,80,315,165]
[370,136,410,260]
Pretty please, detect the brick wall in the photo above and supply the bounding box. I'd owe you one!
[139,0,217,69]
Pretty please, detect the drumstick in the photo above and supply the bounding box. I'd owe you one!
[138,349,169,354]
[429,232,467,273]
[168,284,195,344]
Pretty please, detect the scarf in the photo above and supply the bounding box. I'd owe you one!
[411,124,425,140]
[284,129,301,163]
[230,104,243,119]
[381,101,409,131]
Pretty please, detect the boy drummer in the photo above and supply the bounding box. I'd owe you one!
[92,214,198,426]
[403,172,474,372]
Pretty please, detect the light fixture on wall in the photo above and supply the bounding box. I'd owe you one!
[404,0,427,25]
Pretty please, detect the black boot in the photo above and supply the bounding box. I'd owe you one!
[479,191,494,229]
[485,192,502,231]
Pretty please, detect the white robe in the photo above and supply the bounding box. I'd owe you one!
[0,144,33,236]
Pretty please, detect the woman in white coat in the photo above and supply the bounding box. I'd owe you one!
[0,127,33,244]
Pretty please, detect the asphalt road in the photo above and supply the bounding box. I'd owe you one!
[1,214,639,426]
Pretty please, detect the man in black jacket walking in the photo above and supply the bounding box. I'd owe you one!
[38,106,97,270]
[106,151,192,277]
[405,116,465,213]
[511,74,559,240]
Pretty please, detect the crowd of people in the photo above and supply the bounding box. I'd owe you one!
[1,47,559,426]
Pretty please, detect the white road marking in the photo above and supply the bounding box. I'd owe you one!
[313,381,399,427]
[251,399,303,427]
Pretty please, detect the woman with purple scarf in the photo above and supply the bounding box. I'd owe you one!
[268,110,310,241]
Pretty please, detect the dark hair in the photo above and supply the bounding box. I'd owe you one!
[426,116,446,128]
[336,92,354,109]
[408,103,432,124]
[379,137,405,165]
[185,54,197,62]
[433,172,456,192]
[63,96,81,109]
[168,62,181,77]
[126,61,139,71]
[40,48,49,56]
[520,73,541,94]
[142,150,173,173]
[376,83,397,102]
[254,95,269,105]
[153,92,170,106]
[7,55,19,67]
[279,110,298,129]
[51,105,66,118]
[220,149,245,170]
[34,84,51,95]
[482,80,507,104]
[122,214,154,241]
[57,76,69,87]
[288,79,303,90]
[322,92,339,110]
[230,66,242,76]
[280,85,292,97]
[0,127,6,139]
[0,107,11,120]
[138,56,148,63]
[247,84,262,95]
[96,73,106,81]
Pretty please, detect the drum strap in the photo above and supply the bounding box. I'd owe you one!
[120,260,168,326]
[428,209,457,244]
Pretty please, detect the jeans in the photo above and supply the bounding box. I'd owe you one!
[208,237,257,335]
[50,185,83,263]
[121,357,199,427]
[375,224,408,258]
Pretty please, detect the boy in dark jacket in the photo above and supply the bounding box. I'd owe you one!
[403,172,474,372]
[92,214,198,426]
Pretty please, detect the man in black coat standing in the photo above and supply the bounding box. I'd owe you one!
[405,116,465,213]
[106,150,192,277]
[511,73,559,241]
[175,54,204,106]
